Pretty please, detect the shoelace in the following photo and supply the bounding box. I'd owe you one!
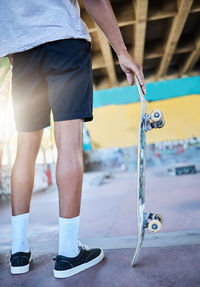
[78,241,90,251]
[52,241,90,261]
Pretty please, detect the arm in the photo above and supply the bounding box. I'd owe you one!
[82,0,146,94]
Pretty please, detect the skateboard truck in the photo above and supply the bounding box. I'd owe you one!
[144,110,165,132]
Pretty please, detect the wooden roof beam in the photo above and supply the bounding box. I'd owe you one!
[156,0,194,80]
[95,26,117,87]
[180,37,200,75]
[95,77,111,90]
[133,0,149,66]
[92,51,106,70]
[80,8,117,86]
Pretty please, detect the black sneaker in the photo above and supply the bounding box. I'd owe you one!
[53,242,104,278]
[9,251,32,274]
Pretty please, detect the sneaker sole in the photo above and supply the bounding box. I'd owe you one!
[10,254,32,275]
[54,249,104,279]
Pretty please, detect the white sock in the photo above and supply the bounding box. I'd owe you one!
[11,213,30,254]
[59,216,80,257]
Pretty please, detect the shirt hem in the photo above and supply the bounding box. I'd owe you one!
[0,32,91,57]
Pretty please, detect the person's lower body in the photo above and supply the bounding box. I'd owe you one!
[9,38,104,277]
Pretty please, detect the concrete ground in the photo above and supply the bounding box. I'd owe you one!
[0,166,200,286]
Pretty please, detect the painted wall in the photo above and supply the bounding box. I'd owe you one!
[93,75,200,107]
[86,76,200,149]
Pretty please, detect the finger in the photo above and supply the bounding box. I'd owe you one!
[142,86,146,95]
[126,72,134,85]
[139,80,146,95]
[135,70,146,94]
[135,70,144,87]
[130,62,145,88]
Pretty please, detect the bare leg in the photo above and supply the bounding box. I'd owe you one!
[11,130,43,216]
[54,119,83,219]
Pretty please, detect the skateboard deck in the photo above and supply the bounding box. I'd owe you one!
[131,76,164,267]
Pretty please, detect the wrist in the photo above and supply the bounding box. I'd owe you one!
[116,46,128,58]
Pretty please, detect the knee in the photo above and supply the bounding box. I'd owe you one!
[17,131,43,158]
[56,136,83,161]
[57,134,82,153]
[19,141,39,155]
[54,119,83,153]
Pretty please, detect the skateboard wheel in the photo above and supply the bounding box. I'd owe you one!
[148,220,162,233]
[151,110,163,123]
[155,213,163,224]
[157,119,165,128]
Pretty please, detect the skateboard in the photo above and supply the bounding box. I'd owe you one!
[131,76,165,267]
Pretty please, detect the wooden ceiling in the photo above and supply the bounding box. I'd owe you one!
[79,0,200,90]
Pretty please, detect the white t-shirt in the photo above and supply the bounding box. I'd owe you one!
[0,0,91,57]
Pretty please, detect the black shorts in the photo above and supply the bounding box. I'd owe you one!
[12,38,93,132]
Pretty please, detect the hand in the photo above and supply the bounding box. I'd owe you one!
[118,51,146,94]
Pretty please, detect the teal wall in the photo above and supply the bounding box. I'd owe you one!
[93,75,200,108]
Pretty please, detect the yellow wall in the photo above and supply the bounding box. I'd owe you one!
[86,95,200,149]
